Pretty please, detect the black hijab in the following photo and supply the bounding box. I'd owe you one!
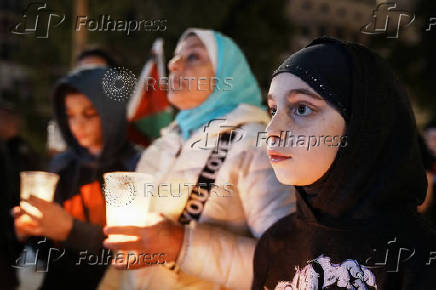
[273,37,426,225]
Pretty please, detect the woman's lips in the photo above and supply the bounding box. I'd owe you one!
[169,75,187,91]
[267,150,292,163]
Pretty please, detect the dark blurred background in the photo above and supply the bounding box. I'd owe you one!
[0,0,434,158]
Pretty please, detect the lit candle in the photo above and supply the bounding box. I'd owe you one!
[20,171,60,221]
[104,172,155,243]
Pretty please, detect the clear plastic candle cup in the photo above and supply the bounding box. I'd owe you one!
[104,172,155,243]
[20,171,60,220]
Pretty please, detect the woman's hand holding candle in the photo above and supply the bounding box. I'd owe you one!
[12,206,38,242]
[103,213,184,270]
[13,195,73,242]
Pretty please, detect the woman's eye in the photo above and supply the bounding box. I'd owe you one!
[85,113,98,119]
[84,110,99,118]
[186,53,199,62]
[294,104,313,117]
[269,107,277,116]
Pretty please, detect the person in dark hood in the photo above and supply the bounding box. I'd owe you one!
[0,103,39,290]
[424,120,436,160]
[76,47,117,68]
[417,134,434,220]
[13,66,140,289]
[423,120,436,226]
[252,37,436,289]
[0,139,21,290]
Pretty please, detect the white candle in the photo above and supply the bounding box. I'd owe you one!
[104,172,154,243]
[20,171,60,219]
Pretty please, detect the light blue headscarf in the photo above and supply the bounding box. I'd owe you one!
[175,29,263,140]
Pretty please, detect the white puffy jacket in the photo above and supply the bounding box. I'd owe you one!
[125,104,295,289]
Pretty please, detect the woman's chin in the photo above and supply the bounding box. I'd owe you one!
[77,139,91,148]
[78,140,98,152]
[168,92,190,110]
[169,90,210,110]
[272,168,315,186]
[272,169,297,186]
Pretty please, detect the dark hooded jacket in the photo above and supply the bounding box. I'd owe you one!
[252,37,436,290]
[0,139,21,290]
[39,66,140,290]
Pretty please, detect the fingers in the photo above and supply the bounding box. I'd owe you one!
[20,225,43,237]
[112,262,146,270]
[103,238,142,251]
[15,212,40,227]
[19,202,43,221]
[15,216,42,237]
[343,260,363,279]
[11,206,23,219]
[25,195,50,209]
[111,252,152,270]
[145,212,165,225]
[104,226,143,236]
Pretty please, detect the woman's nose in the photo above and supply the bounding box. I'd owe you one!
[168,55,183,72]
[266,134,282,148]
[71,115,87,130]
[266,116,286,146]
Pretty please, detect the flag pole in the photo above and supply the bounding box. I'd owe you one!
[72,0,88,67]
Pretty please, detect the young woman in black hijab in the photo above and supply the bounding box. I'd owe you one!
[252,37,436,289]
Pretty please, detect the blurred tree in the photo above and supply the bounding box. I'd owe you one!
[152,0,293,92]
[370,0,436,117]
[405,0,436,115]
[8,1,72,155]
[6,0,293,155]
[221,0,294,91]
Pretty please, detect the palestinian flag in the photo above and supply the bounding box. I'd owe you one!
[127,38,173,147]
